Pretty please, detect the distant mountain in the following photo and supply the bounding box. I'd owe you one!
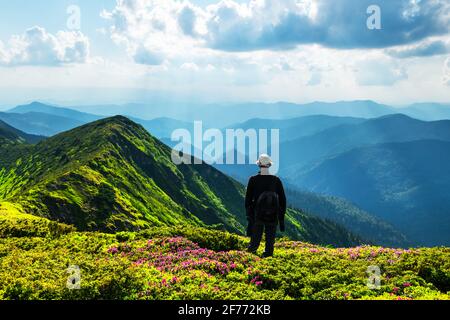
[190,100,396,127]
[285,188,409,248]
[57,100,397,127]
[0,116,361,247]
[131,117,192,139]
[296,139,450,246]
[280,114,450,176]
[12,100,450,129]
[229,115,366,142]
[0,120,44,144]
[3,102,193,140]
[214,114,450,183]
[0,112,84,136]
[400,103,450,121]
[9,102,102,123]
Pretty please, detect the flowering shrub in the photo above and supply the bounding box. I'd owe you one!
[0,227,448,300]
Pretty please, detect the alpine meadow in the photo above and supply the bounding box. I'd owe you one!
[0,0,449,304]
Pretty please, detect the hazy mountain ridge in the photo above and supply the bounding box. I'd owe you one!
[0,119,44,145]
[295,139,450,246]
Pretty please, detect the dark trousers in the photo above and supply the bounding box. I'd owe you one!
[247,222,277,256]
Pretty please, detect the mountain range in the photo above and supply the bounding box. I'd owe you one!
[280,114,450,176]
[70,100,450,126]
[0,116,361,247]
[212,115,450,246]
[4,101,450,133]
[1,101,449,246]
[2,102,191,139]
[296,139,450,246]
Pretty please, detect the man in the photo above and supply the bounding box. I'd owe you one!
[245,154,287,257]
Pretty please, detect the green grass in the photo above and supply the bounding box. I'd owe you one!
[0,202,75,238]
[0,224,448,300]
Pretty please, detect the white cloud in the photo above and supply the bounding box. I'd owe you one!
[0,26,90,66]
[354,56,408,86]
[444,56,450,86]
[180,62,200,71]
[387,38,450,59]
[102,0,207,66]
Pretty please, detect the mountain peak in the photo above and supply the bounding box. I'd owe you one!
[84,115,143,133]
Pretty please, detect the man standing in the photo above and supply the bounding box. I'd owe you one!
[245,154,287,258]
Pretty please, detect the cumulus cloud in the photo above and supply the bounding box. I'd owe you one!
[101,0,207,66]
[103,0,449,62]
[203,0,450,51]
[0,26,90,66]
[133,45,165,65]
[387,40,450,58]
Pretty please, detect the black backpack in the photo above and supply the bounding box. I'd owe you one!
[255,191,280,223]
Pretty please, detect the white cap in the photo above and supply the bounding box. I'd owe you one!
[256,154,273,167]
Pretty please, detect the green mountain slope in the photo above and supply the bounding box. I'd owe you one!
[0,116,360,246]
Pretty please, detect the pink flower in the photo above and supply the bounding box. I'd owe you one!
[403,282,411,287]
[161,279,169,287]
[392,287,399,293]
[108,247,119,254]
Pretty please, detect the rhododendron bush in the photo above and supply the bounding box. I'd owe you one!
[0,226,448,300]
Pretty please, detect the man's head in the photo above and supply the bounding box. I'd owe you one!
[256,154,273,168]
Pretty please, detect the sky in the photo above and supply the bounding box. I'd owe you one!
[0,0,449,107]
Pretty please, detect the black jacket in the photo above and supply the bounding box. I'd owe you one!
[245,174,287,226]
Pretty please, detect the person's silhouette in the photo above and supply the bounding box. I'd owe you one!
[245,154,286,257]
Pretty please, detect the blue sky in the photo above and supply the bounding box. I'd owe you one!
[0,0,449,107]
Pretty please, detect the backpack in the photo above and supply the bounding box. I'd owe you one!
[255,191,280,223]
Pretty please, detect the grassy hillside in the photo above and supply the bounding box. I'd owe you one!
[0,211,448,300]
[0,116,360,247]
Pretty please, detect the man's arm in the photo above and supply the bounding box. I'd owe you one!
[277,178,287,231]
[245,177,255,222]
